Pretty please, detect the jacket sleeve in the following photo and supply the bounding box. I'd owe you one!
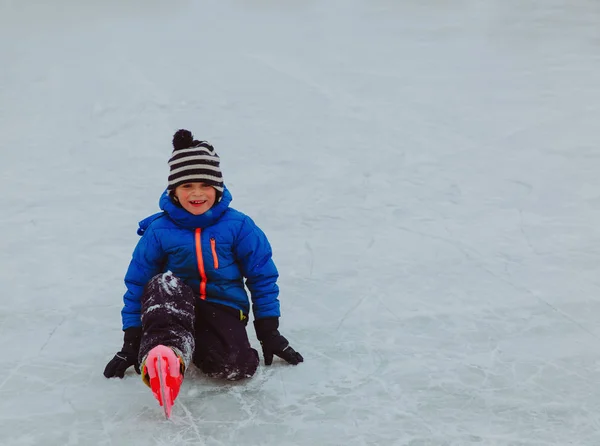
[234,216,281,319]
[121,227,164,329]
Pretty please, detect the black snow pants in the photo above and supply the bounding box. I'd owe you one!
[138,273,259,381]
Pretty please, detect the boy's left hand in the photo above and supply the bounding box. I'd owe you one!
[260,333,304,366]
[254,317,304,366]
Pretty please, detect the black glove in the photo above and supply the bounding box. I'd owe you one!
[103,327,142,378]
[254,318,303,366]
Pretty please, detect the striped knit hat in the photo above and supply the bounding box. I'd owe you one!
[167,129,224,196]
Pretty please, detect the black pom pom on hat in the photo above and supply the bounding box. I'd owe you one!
[172,129,195,150]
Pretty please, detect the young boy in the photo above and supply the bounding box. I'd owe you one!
[104,129,303,390]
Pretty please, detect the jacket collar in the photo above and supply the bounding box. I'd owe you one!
[159,186,232,230]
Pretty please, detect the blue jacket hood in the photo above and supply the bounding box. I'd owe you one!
[137,212,164,236]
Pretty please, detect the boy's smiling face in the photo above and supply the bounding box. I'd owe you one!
[174,182,216,215]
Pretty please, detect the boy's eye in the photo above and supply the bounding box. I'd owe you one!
[181,182,210,189]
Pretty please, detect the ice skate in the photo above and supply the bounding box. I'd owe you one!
[142,345,185,419]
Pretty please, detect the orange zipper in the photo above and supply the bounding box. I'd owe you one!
[195,228,207,299]
[210,238,219,269]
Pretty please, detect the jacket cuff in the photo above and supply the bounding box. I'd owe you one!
[253,317,279,340]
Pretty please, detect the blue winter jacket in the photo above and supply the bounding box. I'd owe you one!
[121,187,280,330]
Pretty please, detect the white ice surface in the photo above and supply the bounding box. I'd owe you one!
[2,1,600,445]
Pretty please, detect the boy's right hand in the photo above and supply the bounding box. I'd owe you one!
[103,327,142,378]
[103,350,140,378]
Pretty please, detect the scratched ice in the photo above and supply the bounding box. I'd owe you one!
[1,1,600,445]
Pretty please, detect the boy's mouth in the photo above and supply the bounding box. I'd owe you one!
[189,200,206,206]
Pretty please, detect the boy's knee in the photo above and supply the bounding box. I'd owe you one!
[148,272,183,289]
[228,348,259,380]
[145,273,195,300]
[194,348,259,380]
